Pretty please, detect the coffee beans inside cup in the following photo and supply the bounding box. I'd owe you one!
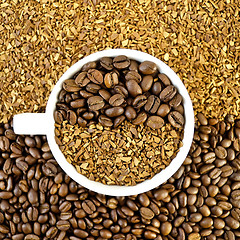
[54,56,185,185]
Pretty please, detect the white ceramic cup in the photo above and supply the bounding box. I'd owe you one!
[13,49,194,196]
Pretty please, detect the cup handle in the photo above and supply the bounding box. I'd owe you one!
[13,113,49,135]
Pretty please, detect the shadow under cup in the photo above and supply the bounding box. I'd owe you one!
[13,49,195,196]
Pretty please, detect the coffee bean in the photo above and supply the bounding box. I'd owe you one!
[24,234,40,240]
[158,73,171,86]
[114,85,128,98]
[75,72,90,87]
[141,75,153,92]
[66,110,77,125]
[104,72,119,88]
[144,95,160,114]
[0,191,13,199]
[132,112,147,125]
[98,115,113,127]
[0,136,10,151]
[154,189,168,200]
[152,82,162,95]
[109,94,125,106]
[82,200,96,214]
[215,146,227,159]
[168,111,184,128]
[169,94,182,108]
[56,220,70,231]
[87,96,105,111]
[124,106,137,120]
[157,104,170,117]
[87,69,103,84]
[188,233,201,240]
[70,99,85,108]
[126,80,142,97]
[82,112,94,120]
[81,61,97,71]
[225,216,240,229]
[113,55,130,69]
[139,61,157,75]
[86,83,101,93]
[125,70,142,83]
[28,189,38,205]
[132,95,147,109]
[160,222,172,236]
[100,57,113,70]
[160,85,177,102]
[140,207,154,219]
[105,107,124,118]
[114,115,126,128]
[63,79,81,92]
[146,116,164,129]
[42,162,57,177]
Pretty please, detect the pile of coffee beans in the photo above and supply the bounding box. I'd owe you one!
[54,56,185,130]
[1,115,240,239]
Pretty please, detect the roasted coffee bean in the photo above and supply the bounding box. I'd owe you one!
[152,82,162,95]
[169,94,182,108]
[132,95,147,108]
[113,55,130,69]
[114,85,128,98]
[105,107,124,118]
[114,115,126,128]
[125,71,142,83]
[146,116,164,129]
[144,95,160,114]
[104,72,119,88]
[129,60,139,71]
[132,112,147,125]
[77,116,87,127]
[126,80,142,97]
[75,72,90,87]
[168,111,185,128]
[125,106,137,120]
[140,207,154,220]
[87,69,103,84]
[10,142,22,154]
[158,73,171,86]
[109,94,125,106]
[141,75,153,92]
[81,61,97,71]
[63,79,81,92]
[157,104,170,117]
[86,83,101,93]
[67,110,77,125]
[82,200,96,214]
[100,57,113,70]
[87,96,105,111]
[0,136,10,151]
[98,115,113,127]
[98,89,111,102]
[215,146,227,159]
[139,61,157,75]
[160,85,177,102]
[70,99,85,108]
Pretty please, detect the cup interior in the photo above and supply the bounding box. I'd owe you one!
[45,49,194,196]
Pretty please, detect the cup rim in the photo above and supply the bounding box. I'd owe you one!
[45,48,194,196]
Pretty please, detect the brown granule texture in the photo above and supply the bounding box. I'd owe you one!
[55,121,183,185]
[0,0,239,123]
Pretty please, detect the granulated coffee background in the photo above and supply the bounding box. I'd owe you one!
[0,0,240,239]
[0,0,239,123]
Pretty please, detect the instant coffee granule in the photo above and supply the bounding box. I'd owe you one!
[0,0,239,123]
[55,120,183,185]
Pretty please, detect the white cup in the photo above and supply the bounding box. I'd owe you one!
[13,49,194,196]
